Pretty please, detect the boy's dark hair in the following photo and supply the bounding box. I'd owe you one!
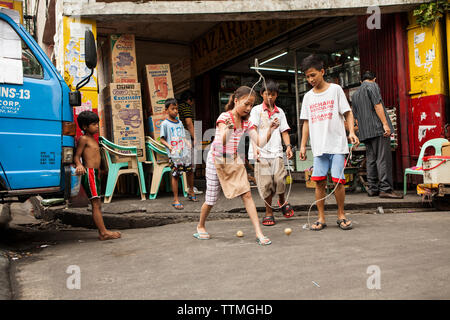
[180,90,194,103]
[362,70,376,81]
[300,54,324,73]
[260,79,279,95]
[165,98,178,109]
[77,111,99,130]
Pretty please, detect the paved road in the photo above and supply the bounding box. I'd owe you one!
[3,210,449,300]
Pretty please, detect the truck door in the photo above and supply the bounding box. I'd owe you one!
[0,15,63,190]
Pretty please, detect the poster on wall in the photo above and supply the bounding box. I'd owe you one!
[63,18,98,90]
[143,64,175,116]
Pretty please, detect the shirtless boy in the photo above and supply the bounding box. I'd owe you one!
[74,111,121,240]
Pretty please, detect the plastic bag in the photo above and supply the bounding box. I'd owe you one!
[70,166,81,197]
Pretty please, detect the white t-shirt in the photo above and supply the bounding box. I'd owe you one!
[300,83,351,157]
[248,103,290,159]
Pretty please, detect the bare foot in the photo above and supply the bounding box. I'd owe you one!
[98,230,121,241]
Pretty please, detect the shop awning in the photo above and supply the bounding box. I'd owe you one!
[65,0,427,23]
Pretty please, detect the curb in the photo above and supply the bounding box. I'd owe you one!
[0,252,11,300]
[47,200,426,230]
[233,201,424,213]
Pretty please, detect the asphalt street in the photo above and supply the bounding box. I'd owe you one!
[2,210,450,300]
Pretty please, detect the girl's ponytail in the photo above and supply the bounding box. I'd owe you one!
[225,94,235,111]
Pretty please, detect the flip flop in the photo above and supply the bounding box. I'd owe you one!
[310,221,327,231]
[262,215,276,226]
[193,229,210,240]
[188,195,199,202]
[172,202,184,210]
[337,219,353,230]
[256,236,272,246]
[278,200,294,218]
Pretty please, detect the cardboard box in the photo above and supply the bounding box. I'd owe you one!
[103,83,146,161]
[104,34,138,83]
[442,142,450,157]
[143,64,174,116]
[151,113,167,139]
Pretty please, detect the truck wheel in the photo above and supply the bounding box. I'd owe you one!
[0,203,12,230]
[432,196,450,211]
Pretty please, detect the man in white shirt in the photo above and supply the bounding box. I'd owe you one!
[249,80,294,226]
[299,55,359,231]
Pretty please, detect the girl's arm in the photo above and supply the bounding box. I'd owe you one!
[218,118,235,146]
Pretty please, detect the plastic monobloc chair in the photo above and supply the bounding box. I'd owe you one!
[145,136,188,200]
[403,138,448,195]
[99,136,147,203]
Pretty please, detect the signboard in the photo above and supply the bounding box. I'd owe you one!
[0,0,23,24]
[62,17,98,91]
[407,19,447,97]
[191,19,307,76]
[143,64,174,116]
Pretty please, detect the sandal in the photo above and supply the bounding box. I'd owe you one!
[256,236,272,246]
[278,200,294,218]
[337,219,353,230]
[172,202,184,210]
[188,195,199,202]
[310,221,327,231]
[262,215,276,226]
[193,228,210,240]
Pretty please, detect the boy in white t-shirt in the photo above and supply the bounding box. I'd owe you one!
[249,80,294,226]
[299,54,359,231]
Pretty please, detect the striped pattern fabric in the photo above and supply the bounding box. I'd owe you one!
[178,102,195,130]
[81,168,101,199]
[351,81,394,142]
[211,111,254,161]
[205,152,221,205]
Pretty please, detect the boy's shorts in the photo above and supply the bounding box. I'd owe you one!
[311,153,346,184]
[169,158,193,177]
[81,168,101,199]
[255,157,287,199]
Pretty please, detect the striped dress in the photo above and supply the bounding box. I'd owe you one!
[205,112,254,205]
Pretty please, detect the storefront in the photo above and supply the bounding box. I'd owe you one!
[37,1,449,187]
[192,17,361,146]
[190,13,422,186]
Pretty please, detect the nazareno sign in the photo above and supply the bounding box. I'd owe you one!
[191,19,306,76]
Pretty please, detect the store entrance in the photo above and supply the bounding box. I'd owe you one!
[211,16,360,149]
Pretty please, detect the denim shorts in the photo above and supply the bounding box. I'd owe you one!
[311,153,346,184]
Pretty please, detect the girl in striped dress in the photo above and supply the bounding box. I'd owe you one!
[193,86,279,246]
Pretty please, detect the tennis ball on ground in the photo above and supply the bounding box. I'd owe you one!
[284,228,292,236]
[236,230,244,237]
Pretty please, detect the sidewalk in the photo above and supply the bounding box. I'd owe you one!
[44,183,426,230]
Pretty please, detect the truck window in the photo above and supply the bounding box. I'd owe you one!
[0,18,44,79]
[22,41,44,79]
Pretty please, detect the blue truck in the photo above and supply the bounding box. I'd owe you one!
[0,8,96,203]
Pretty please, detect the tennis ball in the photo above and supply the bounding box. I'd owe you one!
[236,230,244,237]
[284,228,292,236]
